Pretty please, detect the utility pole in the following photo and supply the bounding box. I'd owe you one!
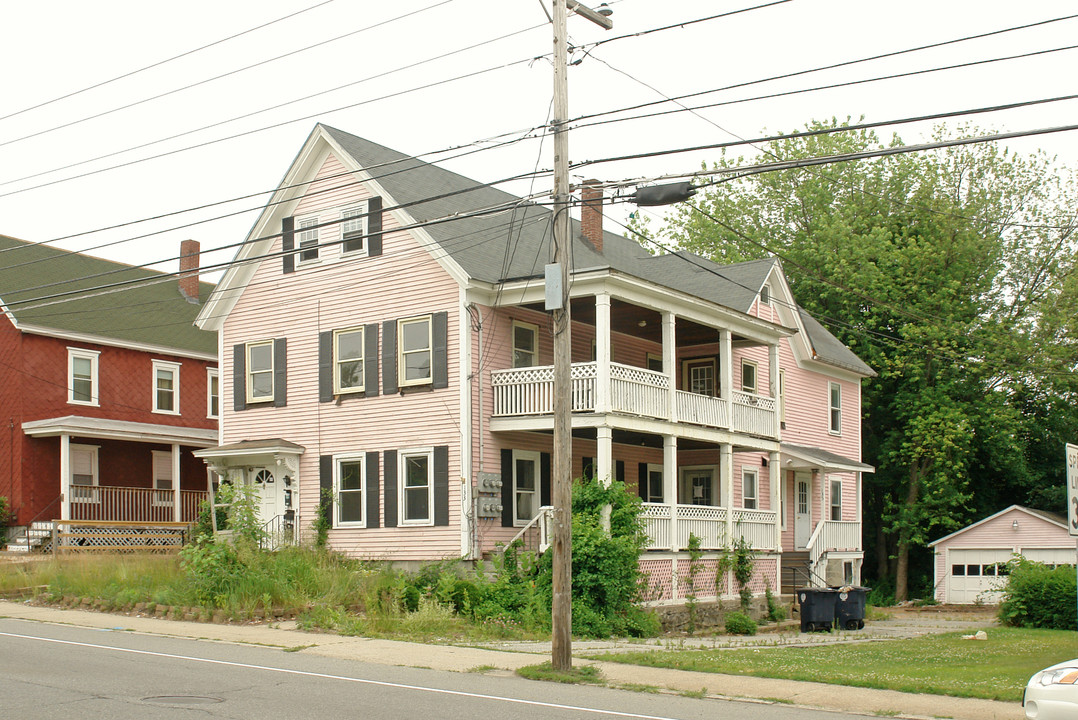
[549,0,611,673]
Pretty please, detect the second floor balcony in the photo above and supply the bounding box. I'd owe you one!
[491,360,778,439]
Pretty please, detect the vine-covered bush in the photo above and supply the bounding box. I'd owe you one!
[998,559,1077,630]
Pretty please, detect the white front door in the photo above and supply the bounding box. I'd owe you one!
[679,466,717,506]
[794,472,812,548]
[252,468,279,524]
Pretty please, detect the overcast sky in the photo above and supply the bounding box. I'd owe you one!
[1,0,1075,281]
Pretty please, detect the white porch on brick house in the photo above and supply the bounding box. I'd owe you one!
[487,279,792,558]
[21,415,218,523]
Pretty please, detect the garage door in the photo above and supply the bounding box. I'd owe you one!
[946,548,1012,604]
[1022,548,1077,568]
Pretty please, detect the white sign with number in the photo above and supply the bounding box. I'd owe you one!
[1067,443,1078,537]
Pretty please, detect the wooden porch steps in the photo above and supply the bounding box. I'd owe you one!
[5,522,54,554]
[781,550,811,594]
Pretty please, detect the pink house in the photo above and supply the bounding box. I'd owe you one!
[194,124,874,600]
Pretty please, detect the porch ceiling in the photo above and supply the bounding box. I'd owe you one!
[21,415,218,447]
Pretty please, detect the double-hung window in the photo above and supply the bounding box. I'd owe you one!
[207,368,219,419]
[829,382,842,434]
[151,451,174,506]
[741,359,758,394]
[334,453,366,527]
[152,360,181,414]
[398,316,432,387]
[68,348,99,406]
[246,341,275,403]
[513,450,540,526]
[399,448,433,525]
[341,204,368,255]
[297,217,319,263]
[830,479,842,521]
[512,321,538,368]
[742,468,758,509]
[334,327,365,394]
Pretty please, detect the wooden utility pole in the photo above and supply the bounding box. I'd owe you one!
[549,0,611,674]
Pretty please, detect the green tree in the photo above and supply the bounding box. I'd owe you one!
[641,120,1078,600]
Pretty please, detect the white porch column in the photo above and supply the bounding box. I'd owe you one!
[769,342,780,437]
[664,434,679,598]
[721,443,733,546]
[662,311,676,422]
[172,443,182,522]
[596,426,613,486]
[59,433,71,521]
[595,292,611,414]
[769,450,780,551]
[719,329,732,401]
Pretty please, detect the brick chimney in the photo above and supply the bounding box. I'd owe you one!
[179,239,200,303]
[580,180,604,253]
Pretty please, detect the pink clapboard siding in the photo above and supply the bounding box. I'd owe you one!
[221,153,465,561]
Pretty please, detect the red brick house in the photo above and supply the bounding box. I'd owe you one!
[0,235,218,547]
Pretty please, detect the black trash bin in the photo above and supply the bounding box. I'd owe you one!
[834,586,870,630]
[796,587,837,632]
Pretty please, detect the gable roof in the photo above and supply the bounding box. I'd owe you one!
[928,504,1070,547]
[0,234,217,357]
[796,307,875,376]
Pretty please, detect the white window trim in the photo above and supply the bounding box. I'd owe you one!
[511,320,539,369]
[780,476,787,531]
[398,447,434,526]
[69,443,100,503]
[398,315,433,388]
[296,215,320,265]
[741,358,758,394]
[246,340,275,404]
[682,358,716,397]
[340,204,369,257]
[152,359,181,415]
[333,452,367,528]
[333,326,366,395]
[760,283,771,306]
[678,464,719,506]
[151,450,174,507]
[645,463,664,503]
[646,353,663,373]
[512,449,541,527]
[206,368,219,419]
[742,468,758,509]
[67,347,100,407]
[829,381,842,435]
[778,369,786,424]
[830,478,843,521]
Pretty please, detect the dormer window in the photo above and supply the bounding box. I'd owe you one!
[341,204,368,255]
[760,284,771,305]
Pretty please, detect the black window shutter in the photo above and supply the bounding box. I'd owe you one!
[366,452,380,529]
[382,320,398,395]
[282,216,295,274]
[233,344,247,412]
[432,311,448,389]
[433,445,449,527]
[500,449,513,528]
[540,452,551,507]
[638,463,648,500]
[616,460,625,485]
[319,455,333,528]
[383,450,398,528]
[318,331,333,403]
[367,197,383,257]
[364,323,379,397]
[273,338,287,407]
[582,457,593,481]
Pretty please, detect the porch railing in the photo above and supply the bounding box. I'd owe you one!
[640,503,778,552]
[69,486,208,523]
[807,520,862,581]
[506,505,554,554]
[492,362,777,439]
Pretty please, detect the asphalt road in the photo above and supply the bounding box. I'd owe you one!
[1,618,855,720]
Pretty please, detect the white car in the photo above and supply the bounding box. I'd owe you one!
[1024,659,1078,719]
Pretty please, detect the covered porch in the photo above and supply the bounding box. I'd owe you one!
[21,415,218,524]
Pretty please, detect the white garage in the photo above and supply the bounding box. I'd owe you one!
[929,505,1075,605]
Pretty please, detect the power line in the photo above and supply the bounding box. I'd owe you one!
[0,0,338,124]
[0,0,455,149]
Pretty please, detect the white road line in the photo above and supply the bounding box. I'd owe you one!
[0,630,683,720]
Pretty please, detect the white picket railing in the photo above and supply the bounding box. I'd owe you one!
[808,520,863,581]
[640,503,672,550]
[640,503,778,552]
[732,508,779,551]
[492,362,776,439]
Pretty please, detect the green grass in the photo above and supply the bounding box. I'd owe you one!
[516,662,604,685]
[588,627,1074,702]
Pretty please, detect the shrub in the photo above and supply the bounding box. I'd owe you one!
[765,586,786,622]
[998,559,1077,630]
[724,611,757,635]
